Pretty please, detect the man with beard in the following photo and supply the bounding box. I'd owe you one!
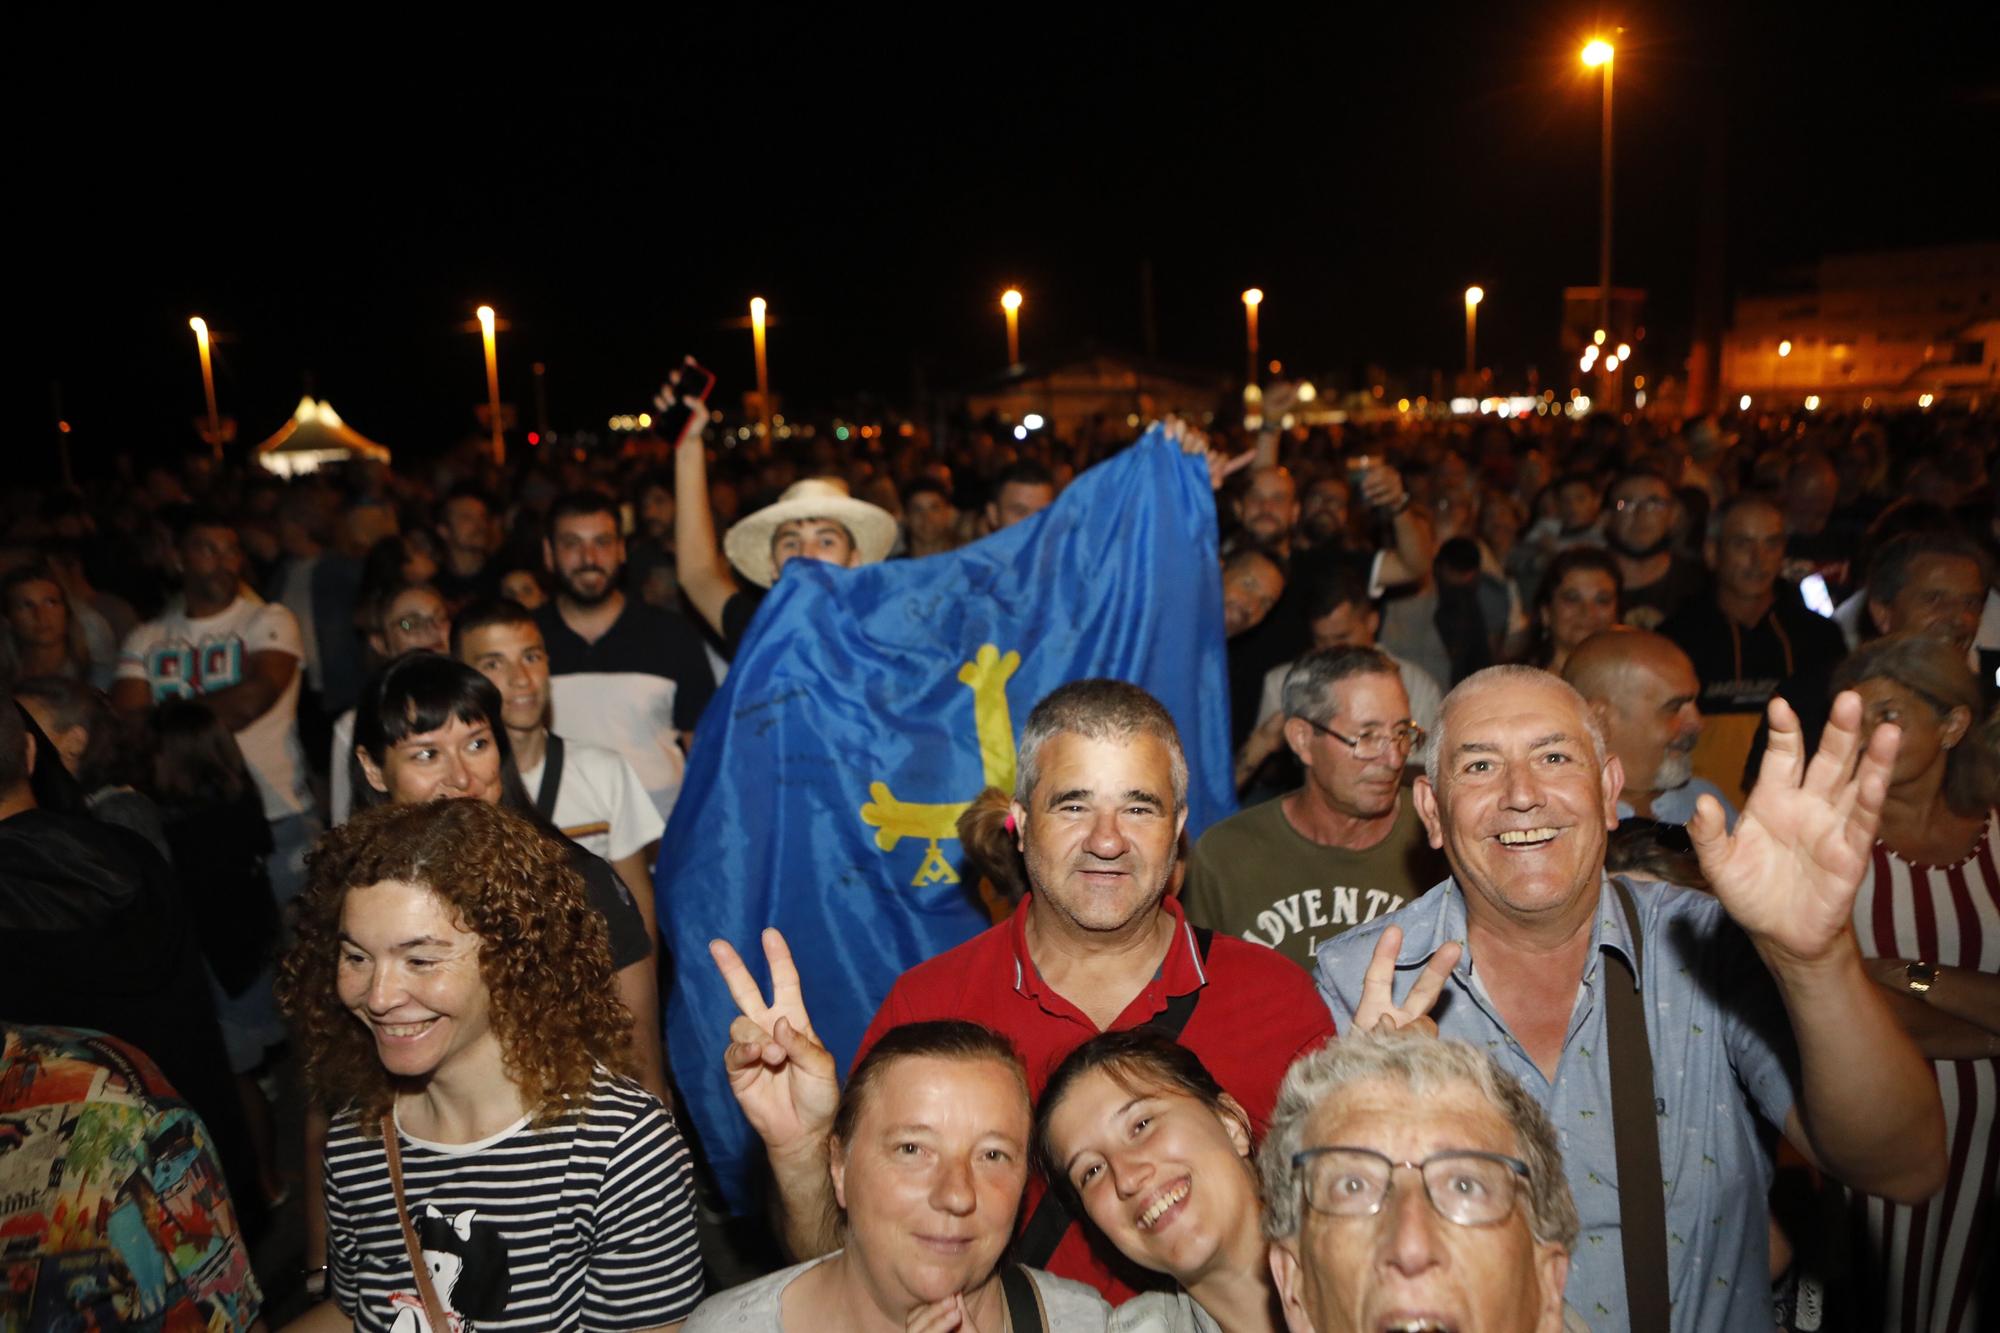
[1603,468,1707,630]
[1564,629,1737,829]
[538,490,715,821]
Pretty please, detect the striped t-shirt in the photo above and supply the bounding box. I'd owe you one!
[325,1069,703,1330]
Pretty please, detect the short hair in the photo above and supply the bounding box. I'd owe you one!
[991,460,1055,498]
[1865,531,1992,607]
[1831,631,1991,817]
[451,598,540,657]
[1257,1030,1578,1249]
[829,1021,1028,1229]
[1303,565,1376,625]
[1712,492,1782,532]
[349,653,532,815]
[901,476,952,507]
[1435,536,1483,580]
[166,505,235,547]
[1223,544,1285,581]
[545,490,620,542]
[0,701,27,794]
[1534,547,1623,620]
[438,483,492,521]
[276,799,631,1128]
[13,676,129,791]
[1606,466,1672,498]
[1013,679,1189,812]
[1035,1029,1250,1218]
[1426,664,1606,787]
[368,579,447,636]
[149,699,253,807]
[633,467,675,500]
[1280,646,1400,726]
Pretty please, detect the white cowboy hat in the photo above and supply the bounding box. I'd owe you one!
[722,477,899,588]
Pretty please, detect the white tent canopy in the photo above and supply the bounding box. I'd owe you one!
[254,396,392,477]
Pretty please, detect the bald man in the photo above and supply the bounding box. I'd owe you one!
[1564,629,1738,829]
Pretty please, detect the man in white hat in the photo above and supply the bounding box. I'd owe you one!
[672,395,898,654]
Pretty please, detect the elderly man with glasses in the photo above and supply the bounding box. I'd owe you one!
[1184,647,1448,969]
[1260,1030,1583,1333]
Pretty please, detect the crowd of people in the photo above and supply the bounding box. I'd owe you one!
[2,384,1996,1332]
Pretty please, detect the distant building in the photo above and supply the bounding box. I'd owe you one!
[962,354,1228,438]
[1721,243,1999,407]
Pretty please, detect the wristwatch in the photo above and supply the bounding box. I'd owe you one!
[1904,961,1938,996]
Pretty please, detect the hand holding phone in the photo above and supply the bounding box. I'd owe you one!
[652,357,717,447]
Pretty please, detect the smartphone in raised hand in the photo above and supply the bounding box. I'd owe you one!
[653,357,717,445]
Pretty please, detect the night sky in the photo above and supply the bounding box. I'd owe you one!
[16,5,1998,476]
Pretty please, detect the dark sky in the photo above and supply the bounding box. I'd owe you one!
[16,5,1997,474]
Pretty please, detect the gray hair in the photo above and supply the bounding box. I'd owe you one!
[1424,664,1606,788]
[1013,679,1189,812]
[1280,646,1401,727]
[1257,1030,1579,1249]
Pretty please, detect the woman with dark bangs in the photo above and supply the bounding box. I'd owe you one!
[277,798,702,1331]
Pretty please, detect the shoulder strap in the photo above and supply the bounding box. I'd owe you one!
[1148,926,1214,1040]
[380,1113,451,1331]
[532,734,565,823]
[999,1263,1047,1333]
[1603,879,1670,1333]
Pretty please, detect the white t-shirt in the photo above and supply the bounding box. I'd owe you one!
[329,708,357,826]
[118,595,310,820]
[519,735,666,864]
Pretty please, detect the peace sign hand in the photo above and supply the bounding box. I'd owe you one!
[709,928,840,1161]
[1350,926,1462,1037]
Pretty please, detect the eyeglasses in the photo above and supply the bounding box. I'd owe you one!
[391,613,444,636]
[1613,496,1671,515]
[1297,718,1425,759]
[1293,1147,1530,1227]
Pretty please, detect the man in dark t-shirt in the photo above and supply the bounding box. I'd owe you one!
[539,491,717,822]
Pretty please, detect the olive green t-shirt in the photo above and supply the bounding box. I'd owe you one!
[1180,790,1447,970]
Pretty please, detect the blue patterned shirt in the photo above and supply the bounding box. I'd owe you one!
[1315,876,1799,1332]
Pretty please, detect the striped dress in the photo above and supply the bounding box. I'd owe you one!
[1847,810,2000,1333]
[325,1068,704,1331]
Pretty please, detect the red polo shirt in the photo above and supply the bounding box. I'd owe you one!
[856,893,1336,1302]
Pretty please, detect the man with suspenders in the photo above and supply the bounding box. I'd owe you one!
[713,680,1448,1302]
[454,599,665,933]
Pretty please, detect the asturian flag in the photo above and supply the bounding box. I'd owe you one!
[656,425,1235,1210]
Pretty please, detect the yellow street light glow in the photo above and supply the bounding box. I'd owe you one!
[1581,39,1614,67]
[1242,288,1263,308]
[189,316,209,339]
[1615,343,1631,360]
[1593,328,1606,345]
[1464,286,1484,306]
[1579,355,1593,372]
[638,413,652,428]
[1296,381,1317,402]
[1804,395,1820,411]
[1000,288,1022,312]
[750,296,767,323]
[1740,394,1753,410]
[1778,339,1792,357]
[1918,392,1934,408]
[1397,398,1411,413]
[1604,354,1619,371]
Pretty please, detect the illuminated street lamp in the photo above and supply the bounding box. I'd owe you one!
[189,316,222,459]
[1582,36,1616,386]
[476,305,504,465]
[1000,288,1022,367]
[750,296,774,446]
[1463,286,1484,377]
[1778,339,1792,357]
[1242,288,1263,385]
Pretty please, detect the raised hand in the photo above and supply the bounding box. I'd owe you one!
[652,359,712,452]
[1351,926,1461,1037]
[1689,691,1900,969]
[1162,413,1256,490]
[710,928,839,1158]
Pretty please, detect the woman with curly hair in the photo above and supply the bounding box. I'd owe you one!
[277,798,703,1332]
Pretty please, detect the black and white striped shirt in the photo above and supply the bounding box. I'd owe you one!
[326,1069,703,1330]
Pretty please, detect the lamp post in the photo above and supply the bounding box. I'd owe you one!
[750,296,773,447]
[1463,286,1484,379]
[1242,288,1263,385]
[1582,38,1615,369]
[189,316,221,459]
[1001,288,1022,368]
[476,305,504,465]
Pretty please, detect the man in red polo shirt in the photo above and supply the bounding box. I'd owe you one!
[712,679,1448,1301]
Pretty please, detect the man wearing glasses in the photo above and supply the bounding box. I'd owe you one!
[1184,647,1447,969]
[326,581,451,825]
[1260,1031,1582,1333]
[1604,468,1708,631]
[1315,664,1943,1330]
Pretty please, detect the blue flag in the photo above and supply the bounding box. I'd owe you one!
[657,426,1235,1210]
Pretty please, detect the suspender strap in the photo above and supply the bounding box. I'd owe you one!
[1017,926,1216,1267]
[998,1263,1048,1333]
[1604,878,1671,1333]
[532,734,565,823]
[380,1112,451,1331]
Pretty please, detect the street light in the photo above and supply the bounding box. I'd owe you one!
[1463,286,1484,378]
[1000,288,1022,367]
[188,316,221,459]
[1582,37,1616,392]
[1242,288,1263,385]
[475,305,504,465]
[1778,339,1792,357]
[750,296,774,446]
